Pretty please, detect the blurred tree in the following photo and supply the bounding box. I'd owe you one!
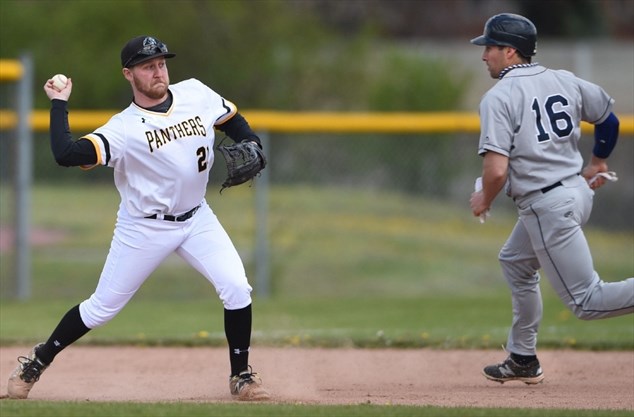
[294,0,633,39]
[519,0,608,38]
[1,0,468,186]
[366,49,469,111]
[0,0,467,111]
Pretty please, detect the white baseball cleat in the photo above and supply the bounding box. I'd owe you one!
[229,366,271,401]
[7,343,49,399]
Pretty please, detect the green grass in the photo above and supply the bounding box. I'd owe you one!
[2,295,633,350]
[0,183,632,415]
[1,401,633,417]
[1,183,632,350]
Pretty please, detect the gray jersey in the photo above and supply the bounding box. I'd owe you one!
[477,65,614,198]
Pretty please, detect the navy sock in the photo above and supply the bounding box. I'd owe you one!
[224,304,252,376]
[511,352,538,366]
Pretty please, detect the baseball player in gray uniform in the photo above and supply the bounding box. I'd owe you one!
[469,13,634,384]
[7,35,270,401]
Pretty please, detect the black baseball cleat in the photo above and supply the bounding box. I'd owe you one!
[482,356,544,384]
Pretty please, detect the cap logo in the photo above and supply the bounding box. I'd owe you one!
[123,36,171,68]
[141,37,164,54]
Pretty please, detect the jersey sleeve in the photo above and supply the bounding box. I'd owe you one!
[181,78,237,126]
[77,134,107,170]
[80,115,125,169]
[215,98,237,125]
[477,90,514,157]
[577,77,614,124]
[215,112,260,145]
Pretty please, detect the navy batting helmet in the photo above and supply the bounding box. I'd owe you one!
[470,13,537,57]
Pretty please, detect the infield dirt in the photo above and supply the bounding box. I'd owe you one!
[0,346,632,410]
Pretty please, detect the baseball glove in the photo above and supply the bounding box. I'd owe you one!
[217,140,267,192]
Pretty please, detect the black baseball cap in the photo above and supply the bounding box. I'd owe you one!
[121,36,176,68]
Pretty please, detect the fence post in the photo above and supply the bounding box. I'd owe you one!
[254,131,270,298]
[15,53,33,300]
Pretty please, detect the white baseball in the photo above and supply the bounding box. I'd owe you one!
[52,74,68,91]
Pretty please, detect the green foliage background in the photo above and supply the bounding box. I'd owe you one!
[0,0,469,112]
[0,0,474,195]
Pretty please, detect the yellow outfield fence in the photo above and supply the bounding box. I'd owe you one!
[2,57,633,134]
[0,109,633,134]
[0,59,23,81]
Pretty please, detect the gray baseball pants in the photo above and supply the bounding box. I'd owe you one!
[499,174,634,356]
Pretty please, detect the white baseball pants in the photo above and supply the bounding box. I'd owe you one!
[79,200,252,329]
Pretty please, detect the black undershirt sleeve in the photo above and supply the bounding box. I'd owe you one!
[50,99,98,167]
[51,103,258,166]
[215,112,261,147]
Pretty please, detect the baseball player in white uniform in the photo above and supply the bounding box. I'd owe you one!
[469,14,634,384]
[7,35,270,401]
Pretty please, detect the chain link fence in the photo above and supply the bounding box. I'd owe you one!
[1,128,632,300]
[2,130,632,232]
[263,131,633,231]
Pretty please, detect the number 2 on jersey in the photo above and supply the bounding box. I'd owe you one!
[531,94,573,143]
[197,146,209,172]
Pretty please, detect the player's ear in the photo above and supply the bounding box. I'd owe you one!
[504,46,518,59]
[122,67,133,82]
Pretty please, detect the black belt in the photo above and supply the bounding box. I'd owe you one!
[541,181,563,193]
[145,205,200,222]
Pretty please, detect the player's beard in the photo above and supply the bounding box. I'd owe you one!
[133,74,169,101]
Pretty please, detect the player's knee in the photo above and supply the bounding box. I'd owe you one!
[498,252,519,273]
[576,313,595,321]
[79,297,122,329]
[568,303,605,321]
[218,281,253,310]
[572,308,597,320]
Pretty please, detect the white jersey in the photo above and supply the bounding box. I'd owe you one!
[477,65,614,198]
[81,78,236,217]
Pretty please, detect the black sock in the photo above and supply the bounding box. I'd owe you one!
[35,304,91,365]
[224,304,252,376]
[511,352,538,366]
